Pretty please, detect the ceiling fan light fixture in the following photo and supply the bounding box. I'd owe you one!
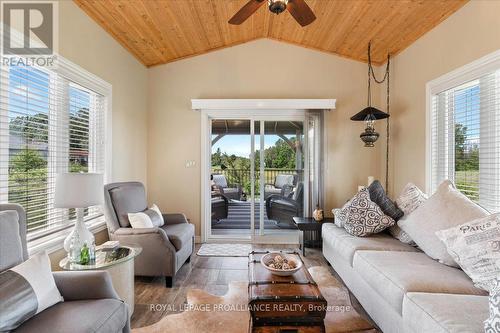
[268,0,288,15]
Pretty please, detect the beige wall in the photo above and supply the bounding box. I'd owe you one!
[58,1,148,184]
[147,39,385,237]
[48,1,147,264]
[389,0,500,195]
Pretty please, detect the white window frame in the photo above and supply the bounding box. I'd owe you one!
[0,56,112,254]
[426,49,500,194]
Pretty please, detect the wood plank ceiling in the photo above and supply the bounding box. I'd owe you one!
[74,0,468,67]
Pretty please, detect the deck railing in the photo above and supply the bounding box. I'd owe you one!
[211,168,303,195]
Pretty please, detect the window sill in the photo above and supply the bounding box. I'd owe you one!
[27,216,107,256]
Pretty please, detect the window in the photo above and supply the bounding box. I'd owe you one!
[428,52,500,213]
[0,59,110,240]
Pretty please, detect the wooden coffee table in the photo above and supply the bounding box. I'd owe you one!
[248,251,327,333]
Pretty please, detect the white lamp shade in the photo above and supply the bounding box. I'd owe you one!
[54,173,104,208]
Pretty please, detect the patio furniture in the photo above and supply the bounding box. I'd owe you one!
[265,182,304,228]
[264,174,295,199]
[103,182,194,288]
[211,194,229,222]
[212,174,243,201]
[0,203,130,333]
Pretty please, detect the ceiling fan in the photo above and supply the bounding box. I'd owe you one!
[229,0,316,27]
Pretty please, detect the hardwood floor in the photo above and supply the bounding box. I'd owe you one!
[131,244,376,330]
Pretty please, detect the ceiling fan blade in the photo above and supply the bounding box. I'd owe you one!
[228,0,266,25]
[287,0,316,27]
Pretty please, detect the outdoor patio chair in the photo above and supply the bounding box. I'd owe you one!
[211,193,229,222]
[264,174,295,199]
[266,182,304,228]
[212,174,243,201]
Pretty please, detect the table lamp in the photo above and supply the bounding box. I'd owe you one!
[54,173,104,258]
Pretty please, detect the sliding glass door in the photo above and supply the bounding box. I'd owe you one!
[207,114,321,243]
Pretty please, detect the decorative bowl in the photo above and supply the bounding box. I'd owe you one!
[260,252,302,276]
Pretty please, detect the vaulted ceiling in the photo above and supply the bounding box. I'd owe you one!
[74,0,468,67]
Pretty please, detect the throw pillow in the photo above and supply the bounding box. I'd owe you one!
[128,204,164,228]
[390,183,428,245]
[339,188,395,237]
[0,251,63,331]
[367,180,403,221]
[398,180,489,267]
[332,208,345,228]
[436,213,500,292]
[0,210,24,269]
[485,279,500,332]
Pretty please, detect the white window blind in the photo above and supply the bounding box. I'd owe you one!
[430,69,500,212]
[0,63,108,240]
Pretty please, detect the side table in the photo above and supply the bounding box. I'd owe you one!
[292,217,335,256]
[59,245,142,316]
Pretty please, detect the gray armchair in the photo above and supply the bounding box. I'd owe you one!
[264,174,295,199]
[0,204,130,333]
[212,174,242,201]
[103,182,194,287]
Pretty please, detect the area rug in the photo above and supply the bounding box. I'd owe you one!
[132,266,376,333]
[197,243,252,257]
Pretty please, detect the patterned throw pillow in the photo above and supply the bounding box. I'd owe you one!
[485,279,500,332]
[389,183,428,244]
[339,188,395,237]
[367,180,403,221]
[436,213,500,292]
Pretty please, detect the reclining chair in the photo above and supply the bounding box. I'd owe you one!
[266,182,304,228]
[0,204,130,332]
[103,182,194,287]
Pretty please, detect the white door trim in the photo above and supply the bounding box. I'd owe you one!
[195,99,336,243]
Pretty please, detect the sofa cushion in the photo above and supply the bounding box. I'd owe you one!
[109,184,148,228]
[162,223,195,251]
[353,251,487,314]
[321,224,419,266]
[403,293,488,333]
[212,174,228,188]
[14,299,127,333]
[275,174,294,189]
[398,180,488,267]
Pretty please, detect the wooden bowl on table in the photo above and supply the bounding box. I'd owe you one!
[260,252,302,276]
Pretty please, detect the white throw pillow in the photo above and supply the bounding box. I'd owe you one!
[389,183,428,245]
[0,251,63,331]
[332,208,345,228]
[436,213,500,292]
[399,180,489,267]
[339,188,395,237]
[150,204,164,226]
[128,204,164,228]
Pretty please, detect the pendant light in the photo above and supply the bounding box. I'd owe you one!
[351,42,392,193]
[351,42,391,148]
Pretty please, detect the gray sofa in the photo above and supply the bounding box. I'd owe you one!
[103,182,195,287]
[322,223,489,333]
[0,204,129,333]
